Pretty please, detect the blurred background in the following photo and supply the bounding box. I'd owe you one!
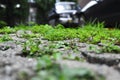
[0,0,90,27]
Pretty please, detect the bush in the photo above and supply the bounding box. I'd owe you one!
[0,21,7,28]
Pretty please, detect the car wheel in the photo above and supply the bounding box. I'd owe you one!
[49,19,58,27]
[79,15,86,27]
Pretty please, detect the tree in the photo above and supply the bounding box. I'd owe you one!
[35,0,55,24]
[0,0,29,27]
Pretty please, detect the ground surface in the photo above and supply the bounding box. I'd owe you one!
[0,30,120,80]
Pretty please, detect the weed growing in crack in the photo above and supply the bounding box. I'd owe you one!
[100,44,120,53]
[22,39,61,57]
[22,39,41,56]
[0,34,13,42]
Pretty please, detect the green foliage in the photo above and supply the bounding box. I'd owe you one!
[22,39,41,56]
[0,0,29,26]
[0,34,13,42]
[100,43,120,53]
[35,0,55,24]
[0,21,7,28]
[22,39,62,57]
[1,23,120,53]
[55,24,65,29]
[35,0,55,11]
[0,27,16,34]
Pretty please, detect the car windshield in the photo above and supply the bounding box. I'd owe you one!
[56,3,76,11]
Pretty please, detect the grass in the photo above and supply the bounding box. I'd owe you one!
[1,23,120,53]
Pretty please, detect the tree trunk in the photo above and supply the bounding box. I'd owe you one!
[6,1,15,26]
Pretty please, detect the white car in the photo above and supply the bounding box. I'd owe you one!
[48,2,81,27]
